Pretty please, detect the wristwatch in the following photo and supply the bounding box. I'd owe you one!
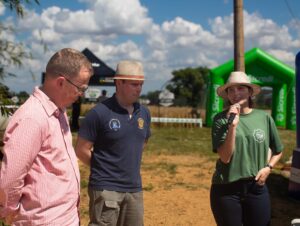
[266,164,273,170]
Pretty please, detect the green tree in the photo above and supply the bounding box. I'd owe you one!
[0,0,40,115]
[166,66,210,108]
[0,0,40,79]
[16,90,29,104]
[1,0,39,15]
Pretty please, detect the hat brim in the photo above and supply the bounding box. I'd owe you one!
[113,75,145,81]
[217,83,261,99]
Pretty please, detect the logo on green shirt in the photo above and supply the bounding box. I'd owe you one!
[253,129,265,143]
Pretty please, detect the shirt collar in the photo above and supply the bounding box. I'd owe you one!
[33,86,64,118]
[111,93,140,113]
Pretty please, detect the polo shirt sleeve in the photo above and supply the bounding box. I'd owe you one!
[78,109,101,143]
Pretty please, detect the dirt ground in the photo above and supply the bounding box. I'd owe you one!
[142,154,216,226]
[79,154,299,226]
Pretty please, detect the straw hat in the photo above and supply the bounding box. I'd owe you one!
[217,71,261,99]
[113,60,144,81]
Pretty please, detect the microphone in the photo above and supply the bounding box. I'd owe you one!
[228,104,240,125]
[228,113,236,125]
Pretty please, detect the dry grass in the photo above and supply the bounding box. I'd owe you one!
[78,154,217,226]
[148,106,204,118]
[78,104,205,119]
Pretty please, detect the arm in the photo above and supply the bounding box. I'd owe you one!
[255,152,283,185]
[75,136,93,166]
[217,124,237,163]
[255,113,284,185]
[0,119,41,220]
[142,139,148,150]
[268,152,283,168]
[216,105,240,164]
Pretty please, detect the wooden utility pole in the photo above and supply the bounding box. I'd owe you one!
[234,0,245,72]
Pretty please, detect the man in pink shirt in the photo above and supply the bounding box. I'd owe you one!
[0,48,93,225]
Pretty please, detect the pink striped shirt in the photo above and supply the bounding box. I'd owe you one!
[0,87,80,226]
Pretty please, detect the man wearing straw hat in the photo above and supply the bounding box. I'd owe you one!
[76,60,151,226]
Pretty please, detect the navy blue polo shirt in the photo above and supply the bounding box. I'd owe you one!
[78,94,151,192]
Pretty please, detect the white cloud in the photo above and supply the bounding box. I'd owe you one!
[145,24,166,49]
[73,0,154,36]
[0,2,5,15]
[54,9,98,34]
[0,21,17,42]
[112,41,143,60]
[32,28,62,44]
[17,9,44,31]
[2,1,300,94]
[209,15,232,39]
[288,19,300,40]
[151,50,167,61]
[208,10,300,66]
[242,11,300,65]
[162,17,200,35]
[40,6,62,28]
[144,17,227,71]
[268,49,296,66]
[92,0,153,35]
[161,17,217,47]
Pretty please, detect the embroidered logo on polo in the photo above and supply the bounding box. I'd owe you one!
[109,119,121,131]
[253,129,265,143]
[137,118,144,129]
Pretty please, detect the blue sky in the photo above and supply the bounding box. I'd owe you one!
[1,0,300,96]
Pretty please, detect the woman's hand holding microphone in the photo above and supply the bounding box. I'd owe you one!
[227,103,241,127]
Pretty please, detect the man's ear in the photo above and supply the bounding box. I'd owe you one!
[56,76,65,89]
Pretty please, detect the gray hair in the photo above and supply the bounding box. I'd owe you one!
[46,48,93,79]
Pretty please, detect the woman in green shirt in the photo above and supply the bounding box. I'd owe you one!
[210,71,283,226]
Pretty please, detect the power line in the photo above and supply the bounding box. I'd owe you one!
[284,0,298,20]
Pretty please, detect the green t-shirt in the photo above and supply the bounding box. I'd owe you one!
[211,109,283,184]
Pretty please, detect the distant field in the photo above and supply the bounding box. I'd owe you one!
[79,104,203,118]
[79,103,273,121]
[148,106,204,118]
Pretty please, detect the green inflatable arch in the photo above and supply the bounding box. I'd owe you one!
[206,47,296,130]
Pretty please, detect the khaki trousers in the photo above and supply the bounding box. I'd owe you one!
[88,188,144,226]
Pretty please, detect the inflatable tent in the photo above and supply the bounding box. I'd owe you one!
[206,47,296,130]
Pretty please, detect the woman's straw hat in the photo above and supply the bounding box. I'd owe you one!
[113,60,144,81]
[217,71,261,99]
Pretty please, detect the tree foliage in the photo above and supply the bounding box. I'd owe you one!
[0,0,39,116]
[166,67,210,108]
[1,0,39,17]
[0,0,39,80]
